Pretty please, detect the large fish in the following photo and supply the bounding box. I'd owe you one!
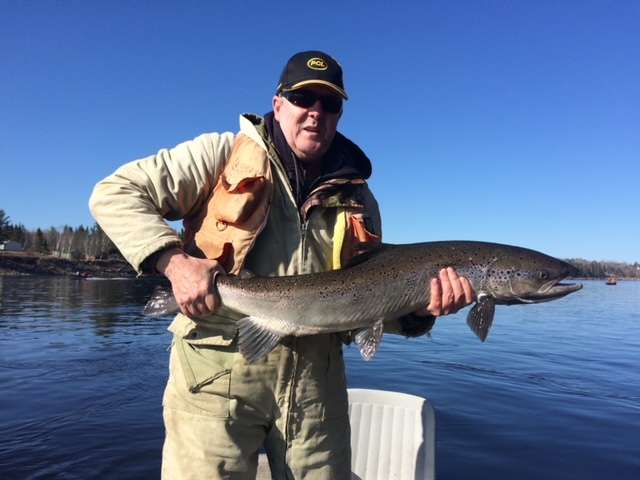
[144,241,582,362]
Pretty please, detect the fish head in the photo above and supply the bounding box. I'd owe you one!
[484,247,582,305]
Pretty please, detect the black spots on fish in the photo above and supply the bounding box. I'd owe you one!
[409,255,424,265]
[363,285,377,295]
[384,266,402,282]
[486,266,518,287]
[317,287,331,300]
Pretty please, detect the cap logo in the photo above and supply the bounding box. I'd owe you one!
[307,57,328,70]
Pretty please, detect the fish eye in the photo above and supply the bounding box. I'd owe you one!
[538,271,549,280]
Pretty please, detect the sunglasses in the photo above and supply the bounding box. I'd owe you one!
[281,90,343,114]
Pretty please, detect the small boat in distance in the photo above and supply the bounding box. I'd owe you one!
[606,276,617,285]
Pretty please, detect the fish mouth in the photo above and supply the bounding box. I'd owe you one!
[530,276,583,302]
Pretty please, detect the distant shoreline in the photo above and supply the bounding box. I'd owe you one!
[0,252,136,278]
[573,276,639,282]
[1,251,638,282]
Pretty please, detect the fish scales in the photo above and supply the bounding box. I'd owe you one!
[217,246,432,334]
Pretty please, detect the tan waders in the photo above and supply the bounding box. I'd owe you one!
[162,333,351,480]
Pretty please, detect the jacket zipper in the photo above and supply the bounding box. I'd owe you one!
[266,152,309,273]
[291,151,310,271]
[299,217,308,271]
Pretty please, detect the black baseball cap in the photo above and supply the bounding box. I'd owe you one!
[276,50,348,100]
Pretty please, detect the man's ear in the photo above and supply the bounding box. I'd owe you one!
[272,95,282,121]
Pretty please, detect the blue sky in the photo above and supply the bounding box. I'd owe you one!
[1,1,638,262]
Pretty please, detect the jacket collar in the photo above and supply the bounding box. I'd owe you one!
[244,112,372,206]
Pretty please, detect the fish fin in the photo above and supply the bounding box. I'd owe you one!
[466,295,496,342]
[400,313,436,338]
[237,269,255,279]
[143,286,179,317]
[354,319,384,361]
[237,317,283,363]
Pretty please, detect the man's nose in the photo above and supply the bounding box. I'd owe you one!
[307,100,324,116]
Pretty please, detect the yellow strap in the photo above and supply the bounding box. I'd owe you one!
[332,208,348,270]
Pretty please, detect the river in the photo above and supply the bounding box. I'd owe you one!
[0,277,638,479]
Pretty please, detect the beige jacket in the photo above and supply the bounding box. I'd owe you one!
[90,114,386,343]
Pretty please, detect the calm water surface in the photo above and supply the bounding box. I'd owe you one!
[0,277,638,479]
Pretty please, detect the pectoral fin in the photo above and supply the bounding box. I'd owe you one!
[466,295,496,342]
[237,317,283,363]
[354,319,384,361]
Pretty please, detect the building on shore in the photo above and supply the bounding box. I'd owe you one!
[0,240,24,252]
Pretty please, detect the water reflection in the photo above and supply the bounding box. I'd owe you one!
[0,276,167,336]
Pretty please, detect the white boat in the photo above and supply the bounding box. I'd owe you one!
[257,388,436,479]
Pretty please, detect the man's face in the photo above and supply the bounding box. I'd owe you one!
[273,85,342,163]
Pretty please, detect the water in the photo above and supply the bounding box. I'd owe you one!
[1,277,638,479]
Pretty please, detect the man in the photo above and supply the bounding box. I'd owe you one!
[90,50,473,480]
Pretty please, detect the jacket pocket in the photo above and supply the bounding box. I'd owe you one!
[211,175,267,225]
[174,336,237,417]
[343,212,381,264]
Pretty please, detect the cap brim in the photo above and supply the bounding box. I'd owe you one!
[283,80,348,100]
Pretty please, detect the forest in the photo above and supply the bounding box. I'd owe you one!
[1,209,119,260]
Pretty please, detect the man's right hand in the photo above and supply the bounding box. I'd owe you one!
[155,247,225,318]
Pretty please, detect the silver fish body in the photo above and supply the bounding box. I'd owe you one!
[144,241,582,362]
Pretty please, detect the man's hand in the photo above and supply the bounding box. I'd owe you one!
[416,267,475,317]
[155,247,225,318]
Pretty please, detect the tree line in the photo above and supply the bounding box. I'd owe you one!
[1,209,638,277]
[565,258,640,279]
[0,209,120,260]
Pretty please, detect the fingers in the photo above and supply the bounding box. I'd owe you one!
[204,292,218,312]
[172,259,224,318]
[440,268,456,315]
[179,288,219,317]
[446,267,468,314]
[183,301,204,318]
[460,276,475,304]
[426,267,475,317]
[426,278,441,316]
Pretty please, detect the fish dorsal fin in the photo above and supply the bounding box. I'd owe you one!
[237,317,283,363]
[466,295,496,342]
[354,319,384,361]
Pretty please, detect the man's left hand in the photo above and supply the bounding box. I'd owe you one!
[415,267,475,317]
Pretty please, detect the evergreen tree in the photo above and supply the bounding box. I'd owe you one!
[35,228,50,253]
